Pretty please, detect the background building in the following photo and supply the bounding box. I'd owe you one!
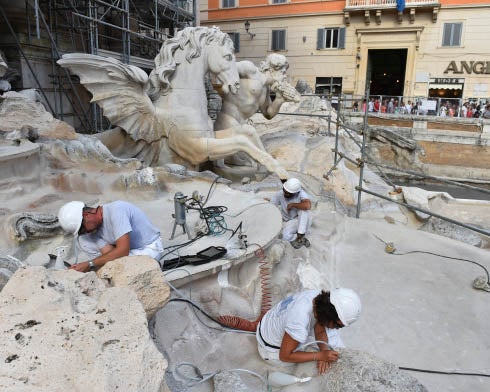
[0,0,196,131]
[200,0,490,105]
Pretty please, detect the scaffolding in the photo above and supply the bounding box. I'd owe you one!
[272,93,490,239]
[0,0,195,132]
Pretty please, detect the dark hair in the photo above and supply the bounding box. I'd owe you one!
[82,206,98,213]
[313,290,339,326]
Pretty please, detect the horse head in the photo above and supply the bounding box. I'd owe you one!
[205,31,240,95]
[151,26,239,96]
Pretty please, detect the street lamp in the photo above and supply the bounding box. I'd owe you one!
[244,20,256,39]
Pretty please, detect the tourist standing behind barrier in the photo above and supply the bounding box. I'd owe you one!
[483,104,490,119]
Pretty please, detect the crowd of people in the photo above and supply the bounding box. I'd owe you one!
[352,97,490,118]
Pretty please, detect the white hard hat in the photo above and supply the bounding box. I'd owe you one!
[58,201,84,235]
[330,288,361,326]
[283,178,301,194]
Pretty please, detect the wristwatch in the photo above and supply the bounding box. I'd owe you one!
[88,260,96,270]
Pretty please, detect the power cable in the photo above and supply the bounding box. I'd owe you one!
[201,175,222,206]
[399,367,490,378]
[393,250,490,286]
[174,362,266,388]
[370,235,490,376]
[168,298,254,334]
[373,234,490,291]
[158,232,205,264]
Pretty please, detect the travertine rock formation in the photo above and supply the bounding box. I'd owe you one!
[0,267,168,392]
[0,91,76,139]
[282,349,428,392]
[97,255,170,319]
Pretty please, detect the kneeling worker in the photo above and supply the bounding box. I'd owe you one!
[256,288,361,375]
[58,200,163,272]
[270,178,312,248]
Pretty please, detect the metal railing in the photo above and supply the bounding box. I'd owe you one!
[316,90,490,238]
[345,0,439,9]
[344,95,489,118]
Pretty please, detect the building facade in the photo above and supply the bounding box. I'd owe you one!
[0,0,196,131]
[200,0,490,104]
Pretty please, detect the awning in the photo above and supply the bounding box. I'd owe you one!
[429,83,463,90]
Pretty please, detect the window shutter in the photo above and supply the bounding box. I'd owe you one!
[317,28,325,50]
[442,23,451,46]
[272,30,286,51]
[339,27,346,49]
[235,33,240,53]
[279,30,286,50]
[222,0,235,8]
[453,23,462,46]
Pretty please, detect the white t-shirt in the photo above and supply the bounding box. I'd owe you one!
[78,201,160,258]
[270,189,310,221]
[260,290,320,347]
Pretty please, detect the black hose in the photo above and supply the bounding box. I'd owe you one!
[168,298,245,331]
[393,250,490,287]
[399,367,490,377]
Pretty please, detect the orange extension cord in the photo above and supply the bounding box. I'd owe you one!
[217,247,272,332]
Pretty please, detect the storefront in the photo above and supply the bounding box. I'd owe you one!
[428,78,464,99]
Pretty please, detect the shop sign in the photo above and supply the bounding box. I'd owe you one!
[431,78,464,84]
[444,61,490,74]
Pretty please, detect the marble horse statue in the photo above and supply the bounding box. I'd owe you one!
[57,26,289,179]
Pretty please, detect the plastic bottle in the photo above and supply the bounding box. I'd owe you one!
[267,371,311,387]
[54,246,67,270]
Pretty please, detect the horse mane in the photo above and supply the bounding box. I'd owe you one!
[149,26,230,96]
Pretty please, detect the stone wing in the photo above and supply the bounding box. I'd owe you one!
[58,53,164,143]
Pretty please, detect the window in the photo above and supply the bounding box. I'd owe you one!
[228,32,240,53]
[271,0,287,3]
[315,77,343,95]
[442,23,462,47]
[222,0,235,8]
[317,28,346,50]
[271,29,286,51]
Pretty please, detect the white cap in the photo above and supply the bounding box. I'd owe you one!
[330,288,361,326]
[283,178,301,194]
[58,201,84,235]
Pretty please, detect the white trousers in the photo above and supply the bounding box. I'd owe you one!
[282,209,312,242]
[256,328,344,366]
[129,237,164,261]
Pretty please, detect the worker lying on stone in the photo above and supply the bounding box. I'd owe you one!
[269,178,312,249]
[256,288,361,375]
[58,200,163,272]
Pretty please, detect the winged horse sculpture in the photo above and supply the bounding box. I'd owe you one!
[57,26,289,179]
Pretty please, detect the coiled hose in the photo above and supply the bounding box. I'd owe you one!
[216,247,272,332]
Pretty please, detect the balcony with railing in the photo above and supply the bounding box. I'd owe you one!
[343,0,441,25]
[345,0,440,9]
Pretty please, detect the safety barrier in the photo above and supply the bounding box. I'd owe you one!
[277,92,490,238]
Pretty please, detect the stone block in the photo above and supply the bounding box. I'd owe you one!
[0,266,168,391]
[97,255,170,319]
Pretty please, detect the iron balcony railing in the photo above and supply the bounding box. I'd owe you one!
[345,0,439,9]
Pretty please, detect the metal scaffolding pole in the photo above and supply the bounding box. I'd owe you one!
[122,0,130,64]
[357,186,490,238]
[0,6,56,115]
[355,88,370,218]
[35,4,93,131]
[363,160,490,197]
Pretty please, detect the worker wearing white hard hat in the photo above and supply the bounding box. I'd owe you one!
[58,200,163,272]
[269,178,312,248]
[256,288,361,375]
